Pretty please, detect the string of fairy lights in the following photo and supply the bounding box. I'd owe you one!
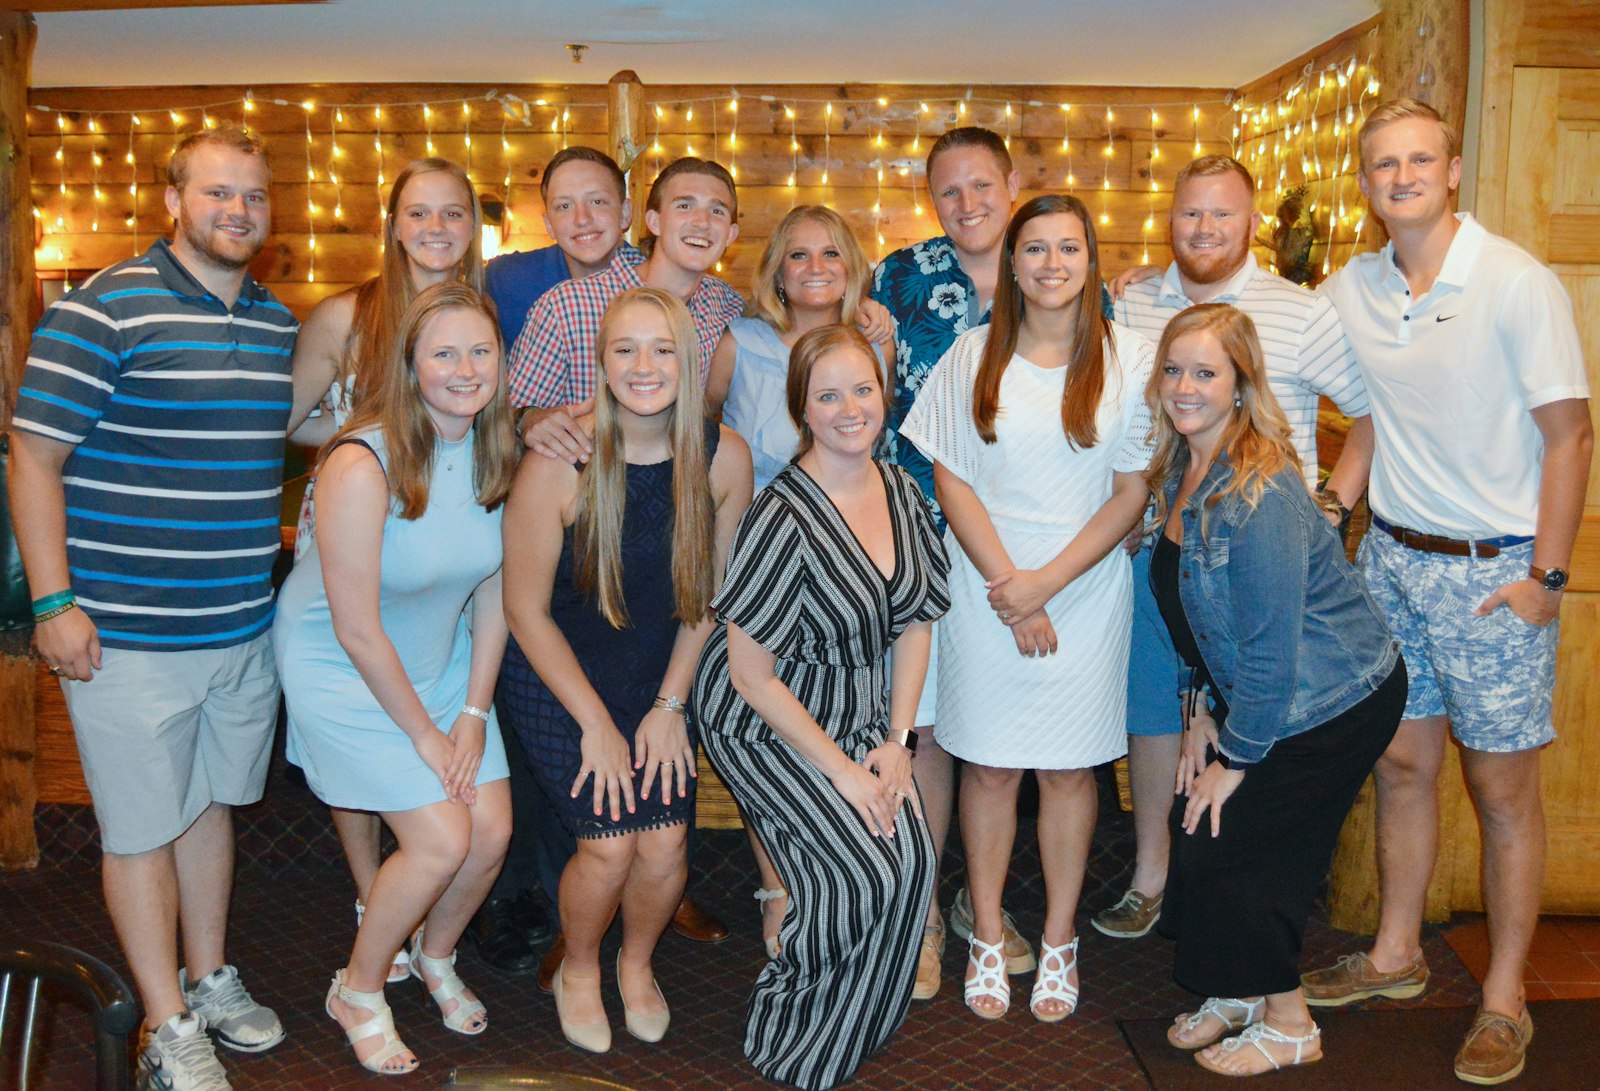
[31,55,1380,286]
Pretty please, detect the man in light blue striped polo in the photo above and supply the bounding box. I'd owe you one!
[9,122,296,1091]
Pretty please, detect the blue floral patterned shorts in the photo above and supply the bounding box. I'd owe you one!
[1358,530,1557,753]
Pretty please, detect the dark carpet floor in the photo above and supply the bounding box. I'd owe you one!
[3,756,1485,1090]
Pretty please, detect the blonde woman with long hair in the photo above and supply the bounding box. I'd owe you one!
[1143,303,1403,1078]
[275,281,519,1075]
[285,157,486,981]
[499,287,751,1053]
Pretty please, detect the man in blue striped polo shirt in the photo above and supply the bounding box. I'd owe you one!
[9,123,296,1091]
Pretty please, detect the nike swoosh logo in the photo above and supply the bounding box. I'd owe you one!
[1436,315,1457,323]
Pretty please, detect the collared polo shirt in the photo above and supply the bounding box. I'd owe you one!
[505,247,744,408]
[1322,212,1589,539]
[485,242,645,350]
[12,239,297,650]
[1117,252,1369,487]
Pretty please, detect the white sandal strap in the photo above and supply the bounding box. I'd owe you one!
[1029,937,1080,1013]
[964,935,1010,1008]
[1222,1019,1322,1070]
[1180,995,1264,1033]
[411,946,486,1032]
[328,971,414,1073]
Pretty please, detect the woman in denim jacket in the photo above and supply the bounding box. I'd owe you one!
[1143,303,1406,1078]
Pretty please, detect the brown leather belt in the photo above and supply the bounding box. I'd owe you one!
[1370,515,1532,559]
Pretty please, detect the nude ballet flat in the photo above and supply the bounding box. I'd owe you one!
[552,961,611,1054]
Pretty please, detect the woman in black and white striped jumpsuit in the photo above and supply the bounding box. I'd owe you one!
[692,325,950,1090]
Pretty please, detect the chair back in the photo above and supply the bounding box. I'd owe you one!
[0,939,140,1091]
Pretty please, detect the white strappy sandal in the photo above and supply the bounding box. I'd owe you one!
[1196,1019,1322,1076]
[325,968,417,1076]
[409,936,487,1036]
[1029,936,1080,1023]
[964,935,1011,1020]
[1168,996,1266,1049]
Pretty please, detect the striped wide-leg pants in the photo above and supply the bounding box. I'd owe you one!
[704,726,934,1091]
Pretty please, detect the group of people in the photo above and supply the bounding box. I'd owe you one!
[7,93,1589,1091]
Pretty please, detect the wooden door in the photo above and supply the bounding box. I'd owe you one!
[1441,65,1600,914]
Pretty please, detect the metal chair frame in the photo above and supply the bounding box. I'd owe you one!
[0,939,141,1091]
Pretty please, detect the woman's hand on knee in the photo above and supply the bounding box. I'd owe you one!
[865,742,920,825]
[1181,762,1246,838]
[444,713,486,804]
[634,707,696,803]
[413,728,457,794]
[831,761,898,839]
[573,724,636,821]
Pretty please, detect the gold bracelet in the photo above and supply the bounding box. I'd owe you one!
[652,695,687,716]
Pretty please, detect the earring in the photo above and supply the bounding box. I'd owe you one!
[1233,396,1243,408]
[777,283,788,305]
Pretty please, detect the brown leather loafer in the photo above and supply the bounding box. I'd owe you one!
[670,895,730,943]
[538,932,566,994]
[1454,1006,1534,1086]
[1301,950,1429,1007]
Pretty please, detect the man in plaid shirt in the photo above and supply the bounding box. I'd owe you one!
[508,156,744,461]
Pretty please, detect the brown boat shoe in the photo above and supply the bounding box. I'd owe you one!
[1301,950,1429,1007]
[1091,888,1164,939]
[1453,1006,1534,1086]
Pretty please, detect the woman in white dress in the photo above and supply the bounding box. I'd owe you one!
[901,193,1153,1024]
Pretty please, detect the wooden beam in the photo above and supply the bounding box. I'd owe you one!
[22,1,323,10]
[608,70,645,245]
[1,11,41,872]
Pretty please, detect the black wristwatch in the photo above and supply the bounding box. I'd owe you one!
[1316,483,1354,538]
[1529,565,1569,592]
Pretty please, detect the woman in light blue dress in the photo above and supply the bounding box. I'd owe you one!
[275,282,519,1076]
[707,205,884,492]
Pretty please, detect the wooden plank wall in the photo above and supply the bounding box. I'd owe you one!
[1230,16,1381,278]
[27,79,1237,318]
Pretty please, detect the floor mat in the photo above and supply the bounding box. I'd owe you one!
[1120,998,1600,1090]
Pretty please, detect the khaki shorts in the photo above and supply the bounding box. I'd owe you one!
[61,631,279,855]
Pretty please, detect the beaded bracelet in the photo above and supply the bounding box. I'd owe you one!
[461,705,491,722]
[33,600,79,624]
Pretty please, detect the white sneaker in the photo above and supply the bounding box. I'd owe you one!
[138,1013,231,1091]
[180,965,285,1053]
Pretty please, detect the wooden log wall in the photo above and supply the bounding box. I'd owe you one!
[1231,16,1381,279]
[26,79,1239,318]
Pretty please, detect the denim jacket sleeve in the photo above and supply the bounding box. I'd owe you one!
[1216,487,1309,766]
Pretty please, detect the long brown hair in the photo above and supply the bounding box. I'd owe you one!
[332,281,516,519]
[574,287,716,629]
[348,158,485,404]
[1143,303,1300,537]
[973,194,1113,447]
